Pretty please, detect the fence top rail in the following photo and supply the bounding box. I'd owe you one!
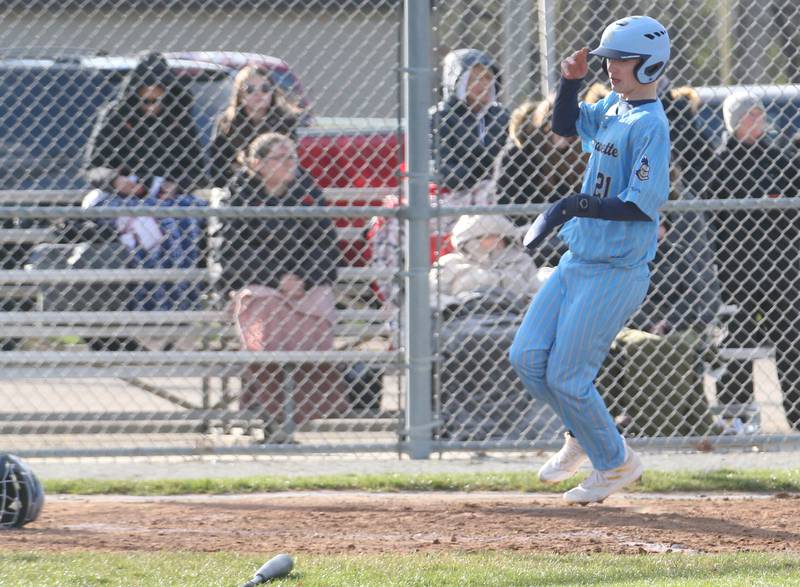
[0,187,397,204]
[0,190,85,204]
[0,204,401,220]
[0,310,228,324]
[0,350,403,364]
[0,265,392,284]
[0,268,210,284]
[0,307,392,324]
[0,228,54,244]
[0,196,795,220]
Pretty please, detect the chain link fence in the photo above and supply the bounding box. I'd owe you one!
[427,0,800,448]
[0,1,799,458]
[0,0,406,457]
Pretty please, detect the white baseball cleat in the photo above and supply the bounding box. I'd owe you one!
[563,444,644,505]
[538,432,589,484]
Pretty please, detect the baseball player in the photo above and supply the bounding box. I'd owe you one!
[509,15,671,504]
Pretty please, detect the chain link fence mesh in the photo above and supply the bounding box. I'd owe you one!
[428,0,800,447]
[0,1,799,457]
[0,1,405,456]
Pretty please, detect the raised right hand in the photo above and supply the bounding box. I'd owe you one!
[561,47,589,80]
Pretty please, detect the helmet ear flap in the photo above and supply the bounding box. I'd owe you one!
[644,61,665,78]
[634,59,665,84]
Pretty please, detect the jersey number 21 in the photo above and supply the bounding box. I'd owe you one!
[594,172,611,198]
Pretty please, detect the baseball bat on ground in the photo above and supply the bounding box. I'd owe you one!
[239,553,294,586]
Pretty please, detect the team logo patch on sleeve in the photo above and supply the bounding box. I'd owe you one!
[635,155,650,181]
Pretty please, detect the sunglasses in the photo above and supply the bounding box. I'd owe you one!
[140,96,162,105]
[244,82,273,95]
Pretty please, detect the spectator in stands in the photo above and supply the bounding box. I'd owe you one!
[657,78,715,199]
[493,97,585,266]
[598,206,720,437]
[218,133,339,309]
[494,98,585,216]
[628,212,720,337]
[431,214,546,442]
[209,65,307,187]
[370,50,508,308]
[217,133,344,438]
[82,167,208,313]
[430,214,540,307]
[703,92,800,430]
[84,52,206,194]
[431,48,509,231]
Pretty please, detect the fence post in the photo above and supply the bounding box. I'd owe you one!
[502,0,534,105]
[402,0,433,459]
[537,0,556,97]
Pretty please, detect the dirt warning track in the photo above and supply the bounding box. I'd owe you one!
[2,492,799,555]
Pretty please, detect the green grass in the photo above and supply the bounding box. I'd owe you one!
[43,468,800,496]
[2,552,800,586]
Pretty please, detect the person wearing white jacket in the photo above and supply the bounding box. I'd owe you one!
[430,214,541,307]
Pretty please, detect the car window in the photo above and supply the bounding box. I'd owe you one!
[270,69,307,109]
[0,68,121,189]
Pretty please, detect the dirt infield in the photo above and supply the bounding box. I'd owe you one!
[3,492,800,555]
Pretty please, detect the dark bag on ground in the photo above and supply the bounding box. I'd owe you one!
[598,328,715,437]
[240,363,350,431]
[341,361,384,414]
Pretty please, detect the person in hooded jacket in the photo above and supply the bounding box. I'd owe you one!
[84,52,206,193]
[209,64,308,187]
[702,92,800,430]
[431,48,509,231]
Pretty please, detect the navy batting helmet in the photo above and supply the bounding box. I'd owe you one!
[1,454,44,529]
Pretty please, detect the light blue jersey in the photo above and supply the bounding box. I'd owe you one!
[559,92,670,267]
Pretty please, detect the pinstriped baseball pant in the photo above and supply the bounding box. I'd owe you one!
[509,252,650,470]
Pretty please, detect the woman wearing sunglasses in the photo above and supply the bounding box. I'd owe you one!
[209,65,308,187]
